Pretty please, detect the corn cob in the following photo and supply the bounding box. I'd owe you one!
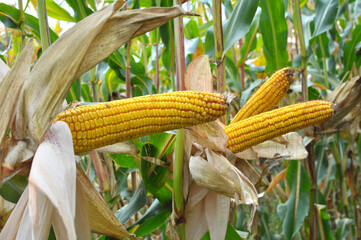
[225,100,335,153]
[230,67,295,124]
[55,91,227,154]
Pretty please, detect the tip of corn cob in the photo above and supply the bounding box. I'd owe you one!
[55,91,227,154]
[230,67,295,124]
[225,100,336,153]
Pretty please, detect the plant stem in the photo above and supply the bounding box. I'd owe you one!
[174,128,184,215]
[306,141,317,240]
[293,0,307,101]
[5,27,10,63]
[124,4,132,98]
[18,0,26,50]
[323,58,329,88]
[126,41,131,98]
[174,8,185,90]
[239,39,245,91]
[90,68,98,102]
[212,0,225,93]
[173,2,186,238]
[142,43,148,75]
[170,22,176,91]
[155,43,160,90]
[37,0,51,51]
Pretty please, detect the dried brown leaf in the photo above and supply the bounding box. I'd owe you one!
[189,156,235,198]
[252,132,308,160]
[205,149,258,205]
[0,42,33,148]
[326,76,361,128]
[204,191,229,240]
[74,178,91,240]
[95,141,137,154]
[76,164,134,239]
[184,55,213,92]
[187,121,227,152]
[235,159,267,187]
[184,183,208,240]
[264,169,286,193]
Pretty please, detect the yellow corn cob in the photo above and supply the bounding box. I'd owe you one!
[230,67,295,124]
[225,100,335,153]
[55,91,227,154]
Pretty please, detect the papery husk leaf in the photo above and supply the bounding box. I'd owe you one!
[204,191,230,240]
[234,148,257,160]
[28,186,55,239]
[184,183,209,240]
[29,121,76,239]
[76,164,134,239]
[95,141,137,154]
[205,149,258,204]
[205,148,257,232]
[0,42,33,149]
[187,121,228,152]
[252,132,308,160]
[184,55,213,92]
[326,76,361,128]
[15,198,32,239]
[74,178,91,240]
[0,59,9,82]
[186,182,209,209]
[0,187,29,239]
[235,132,307,160]
[189,156,235,198]
[234,159,267,187]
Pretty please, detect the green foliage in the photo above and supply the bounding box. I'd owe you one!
[1,0,360,239]
[259,0,288,74]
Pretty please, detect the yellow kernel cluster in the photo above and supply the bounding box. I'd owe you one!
[55,91,227,154]
[230,67,295,124]
[225,100,335,153]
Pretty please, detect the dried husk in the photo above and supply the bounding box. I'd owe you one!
[189,156,235,198]
[76,164,135,239]
[0,42,33,149]
[326,76,361,129]
[28,121,77,239]
[13,2,192,161]
[95,141,137,154]
[184,55,213,92]
[187,121,228,153]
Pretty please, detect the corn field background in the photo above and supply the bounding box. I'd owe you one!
[0,0,360,239]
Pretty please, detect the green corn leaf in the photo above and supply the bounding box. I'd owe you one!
[259,0,288,74]
[205,0,259,58]
[0,3,58,43]
[283,161,311,239]
[46,0,75,22]
[313,0,339,37]
[115,181,147,224]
